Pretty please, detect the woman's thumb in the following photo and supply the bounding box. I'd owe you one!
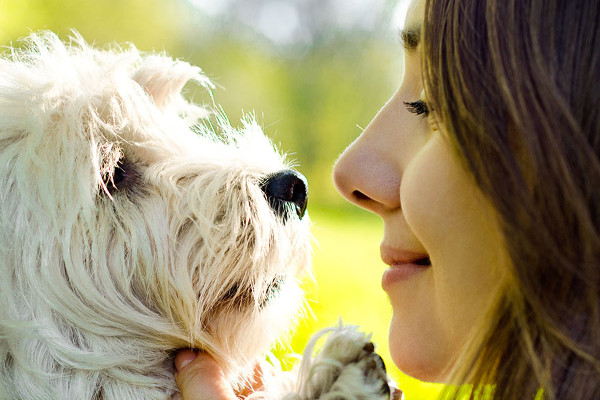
[174,350,237,400]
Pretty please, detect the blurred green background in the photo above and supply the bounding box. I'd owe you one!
[0,0,416,388]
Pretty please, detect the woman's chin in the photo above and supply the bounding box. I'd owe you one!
[388,321,450,383]
[392,354,446,383]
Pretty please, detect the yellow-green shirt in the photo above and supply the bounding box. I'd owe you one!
[396,371,544,400]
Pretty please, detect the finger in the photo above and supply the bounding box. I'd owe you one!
[236,361,264,398]
[175,349,199,372]
[237,358,281,398]
[175,350,237,400]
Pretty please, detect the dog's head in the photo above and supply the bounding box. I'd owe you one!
[0,32,311,398]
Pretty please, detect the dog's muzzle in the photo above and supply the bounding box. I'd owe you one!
[261,169,308,220]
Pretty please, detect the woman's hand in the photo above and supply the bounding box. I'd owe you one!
[174,350,237,400]
[174,350,272,400]
[175,348,399,400]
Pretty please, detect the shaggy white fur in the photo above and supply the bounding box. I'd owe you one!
[0,32,390,400]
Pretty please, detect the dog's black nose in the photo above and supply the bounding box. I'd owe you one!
[261,169,308,219]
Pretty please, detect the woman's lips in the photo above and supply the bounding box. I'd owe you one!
[380,245,431,289]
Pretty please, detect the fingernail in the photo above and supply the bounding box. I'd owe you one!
[175,349,198,372]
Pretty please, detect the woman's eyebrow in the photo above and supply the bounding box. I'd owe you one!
[398,24,421,51]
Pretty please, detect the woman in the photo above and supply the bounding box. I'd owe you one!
[175,0,600,398]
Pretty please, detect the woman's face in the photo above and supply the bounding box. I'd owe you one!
[333,0,510,382]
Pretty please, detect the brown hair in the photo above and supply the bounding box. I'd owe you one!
[422,0,600,399]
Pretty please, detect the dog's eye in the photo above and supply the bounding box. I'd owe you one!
[112,164,126,186]
[102,161,137,195]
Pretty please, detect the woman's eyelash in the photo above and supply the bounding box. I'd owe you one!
[403,100,429,117]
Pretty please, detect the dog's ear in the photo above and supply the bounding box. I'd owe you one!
[132,56,214,109]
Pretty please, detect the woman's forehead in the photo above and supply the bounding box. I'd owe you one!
[403,0,425,32]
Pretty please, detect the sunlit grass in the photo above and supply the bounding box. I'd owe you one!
[271,207,497,400]
[272,206,402,384]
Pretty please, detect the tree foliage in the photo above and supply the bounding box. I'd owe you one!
[0,0,401,207]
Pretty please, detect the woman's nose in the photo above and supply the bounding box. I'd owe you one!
[333,94,403,215]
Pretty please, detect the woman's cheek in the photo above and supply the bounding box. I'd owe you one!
[401,133,511,354]
[400,134,456,259]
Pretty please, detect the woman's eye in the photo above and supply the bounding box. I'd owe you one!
[403,100,430,117]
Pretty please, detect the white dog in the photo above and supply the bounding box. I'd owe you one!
[0,32,390,400]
